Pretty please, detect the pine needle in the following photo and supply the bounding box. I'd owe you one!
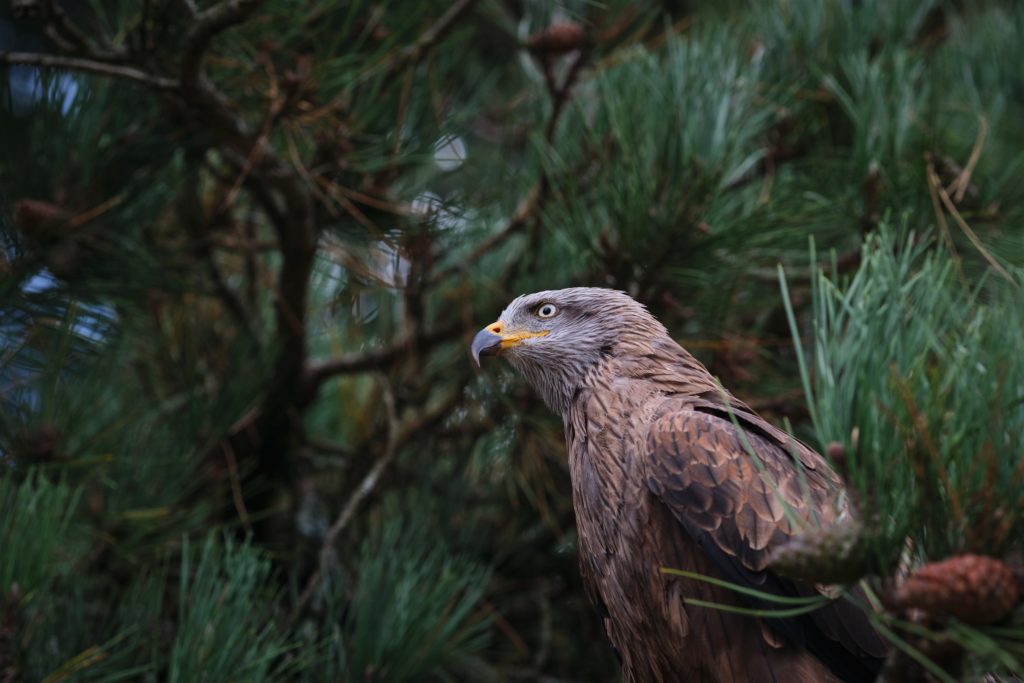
[660,567,830,605]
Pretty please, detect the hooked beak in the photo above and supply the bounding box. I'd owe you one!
[471,321,550,367]
[471,323,503,367]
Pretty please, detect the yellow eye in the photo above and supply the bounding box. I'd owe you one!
[537,303,558,318]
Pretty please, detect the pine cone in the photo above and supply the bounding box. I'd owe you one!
[526,22,584,56]
[890,554,1021,625]
[14,199,70,238]
[769,520,869,584]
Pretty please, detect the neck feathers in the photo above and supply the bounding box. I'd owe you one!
[522,332,722,418]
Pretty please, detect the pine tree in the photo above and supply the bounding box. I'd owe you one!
[2,1,1022,680]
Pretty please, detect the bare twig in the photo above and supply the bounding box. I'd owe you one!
[400,0,481,63]
[303,164,382,233]
[206,251,263,343]
[219,54,287,212]
[0,51,177,89]
[42,23,78,54]
[479,600,530,656]
[43,0,123,61]
[304,319,461,387]
[218,162,287,233]
[330,185,411,217]
[544,51,588,143]
[925,160,964,277]
[222,441,253,534]
[67,193,125,229]
[540,58,560,106]
[181,0,265,89]
[316,0,481,104]
[947,116,988,203]
[929,163,1016,287]
[390,64,416,166]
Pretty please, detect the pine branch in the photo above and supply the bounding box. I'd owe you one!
[304,320,462,388]
[181,0,265,90]
[0,51,177,89]
[543,50,589,143]
[42,0,124,61]
[400,0,481,63]
[933,166,1017,288]
[206,250,262,344]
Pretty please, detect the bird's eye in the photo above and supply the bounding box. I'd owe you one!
[536,303,558,318]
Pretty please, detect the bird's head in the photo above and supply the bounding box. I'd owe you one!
[471,287,667,414]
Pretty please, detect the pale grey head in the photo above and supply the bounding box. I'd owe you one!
[471,287,668,414]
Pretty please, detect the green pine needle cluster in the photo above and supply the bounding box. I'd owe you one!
[801,229,1024,568]
[170,536,293,683]
[321,515,491,683]
[0,474,84,598]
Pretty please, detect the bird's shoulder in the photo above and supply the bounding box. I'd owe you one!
[647,394,839,485]
[642,396,843,570]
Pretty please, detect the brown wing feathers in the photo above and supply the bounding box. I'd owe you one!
[646,404,887,682]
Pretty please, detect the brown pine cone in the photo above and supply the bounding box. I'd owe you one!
[14,198,70,237]
[890,554,1021,625]
[526,22,584,56]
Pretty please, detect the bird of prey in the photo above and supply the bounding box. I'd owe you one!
[471,287,887,683]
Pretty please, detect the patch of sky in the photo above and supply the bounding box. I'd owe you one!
[5,66,79,117]
[22,269,58,294]
[70,302,116,343]
[410,192,467,232]
[18,270,117,343]
[433,135,466,171]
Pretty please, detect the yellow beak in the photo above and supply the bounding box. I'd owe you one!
[471,321,549,366]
